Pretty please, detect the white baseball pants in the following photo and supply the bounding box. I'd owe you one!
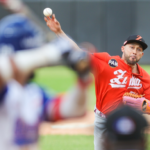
[94,113,106,150]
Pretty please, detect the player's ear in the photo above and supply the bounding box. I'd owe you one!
[121,46,124,53]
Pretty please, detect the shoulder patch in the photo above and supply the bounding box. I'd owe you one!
[108,59,118,68]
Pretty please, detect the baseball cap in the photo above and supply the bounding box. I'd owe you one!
[123,35,148,50]
[105,105,148,141]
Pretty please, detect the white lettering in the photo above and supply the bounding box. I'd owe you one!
[109,71,142,89]
[128,76,142,89]
[109,69,127,88]
[109,84,126,88]
[111,61,114,65]
[122,77,128,84]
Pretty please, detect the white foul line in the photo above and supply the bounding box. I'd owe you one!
[51,123,94,129]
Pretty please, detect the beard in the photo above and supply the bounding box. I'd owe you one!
[124,52,140,65]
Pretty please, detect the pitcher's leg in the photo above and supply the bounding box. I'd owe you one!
[94,113,106,150]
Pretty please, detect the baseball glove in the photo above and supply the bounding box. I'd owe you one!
[123,92,150,114]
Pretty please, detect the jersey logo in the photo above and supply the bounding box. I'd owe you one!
[136,35,142,41]
[110,69,127,88]
[109,70,142,89]
[108,59,118,68]
[128,76,142,89]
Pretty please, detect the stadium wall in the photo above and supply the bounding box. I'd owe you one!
[0,0,150,64]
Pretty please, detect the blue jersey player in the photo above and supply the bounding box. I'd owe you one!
[0,14,91,150]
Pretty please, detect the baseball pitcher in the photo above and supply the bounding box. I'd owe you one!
[44,14,150,150]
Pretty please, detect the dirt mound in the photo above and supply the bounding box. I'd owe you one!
[39,111,94,135]
[39,111,150,135]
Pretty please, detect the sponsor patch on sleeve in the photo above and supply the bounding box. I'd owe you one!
[108,59,118,68]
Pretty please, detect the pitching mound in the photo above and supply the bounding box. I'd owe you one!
[39,111,150,135]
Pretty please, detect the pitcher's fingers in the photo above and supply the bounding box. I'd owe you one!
[52,14,55,21]
[44,17,48,22]
[47,16,52,21]
[53,14,58,22]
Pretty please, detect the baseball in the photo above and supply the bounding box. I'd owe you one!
[43,8,52,17]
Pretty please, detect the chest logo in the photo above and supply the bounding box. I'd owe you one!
[109,69,142,89]
[108,59,118,68]
[128,76,142,89]
[110,69,127,88]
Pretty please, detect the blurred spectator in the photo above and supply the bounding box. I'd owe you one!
[104,105,148,150]
[0,14,91,150]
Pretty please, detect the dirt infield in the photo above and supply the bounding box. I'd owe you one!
[39,111,94,135]
[39,111,150,135]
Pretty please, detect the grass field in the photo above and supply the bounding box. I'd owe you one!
[39,135,150,150]
[32,66,96,110]
[39,135,94,150]
[32,65,150,150]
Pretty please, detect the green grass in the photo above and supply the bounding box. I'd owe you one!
[32,65,150,150]
[32,66,96,110]
[141,65,150,74]
[147,134,150,150]
[32,66,76,93]
[39,135,94,150]
[39,134,150,150]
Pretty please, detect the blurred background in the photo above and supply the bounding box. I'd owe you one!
[1,0,150,64]
[1,0,150,150]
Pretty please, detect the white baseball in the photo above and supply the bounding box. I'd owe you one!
[43,8,52,17]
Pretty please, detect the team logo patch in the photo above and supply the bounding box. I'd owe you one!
[108,59,118,68]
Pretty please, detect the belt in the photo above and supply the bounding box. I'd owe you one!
[94,107,106,118]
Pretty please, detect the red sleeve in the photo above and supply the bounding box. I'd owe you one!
[143,86,150,100]
[89,52,111,75]
[143,78,150,100]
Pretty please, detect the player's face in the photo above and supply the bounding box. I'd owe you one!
[121,42,144,66]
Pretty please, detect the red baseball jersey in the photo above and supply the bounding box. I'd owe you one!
[90,52,150,115]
